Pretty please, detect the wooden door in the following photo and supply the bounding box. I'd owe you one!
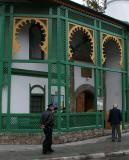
[76,92,85,112]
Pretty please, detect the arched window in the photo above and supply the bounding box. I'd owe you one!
[68,23,95,63]
[30,85,45,113]
[29,23,44,59]
[12,17,48,60]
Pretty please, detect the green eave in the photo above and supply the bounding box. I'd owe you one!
[0,0,129,29]
[12,68,48,78]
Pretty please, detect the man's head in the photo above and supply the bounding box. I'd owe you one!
[48,103,57,112]
[113,104,118,108]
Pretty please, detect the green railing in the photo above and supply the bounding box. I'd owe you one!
[0,112,104,132]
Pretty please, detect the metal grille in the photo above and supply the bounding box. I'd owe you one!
[1,112,104,132]
[61,19,66,61]
[50,63,58,85]
[51,19,57,60]
[60,8,65,17]
[68,11,94,26]
[10,114,41,130]
[60,64,66,85]
[52,7,57,15]
[3,63,8,84]
[101,22,122,35]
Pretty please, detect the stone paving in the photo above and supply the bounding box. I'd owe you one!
[0,132,129,160]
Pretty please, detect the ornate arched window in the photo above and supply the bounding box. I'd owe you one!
[13,17,48,60]
[68,23,95,64]
[30,85,45,113]
[102,33,123,67]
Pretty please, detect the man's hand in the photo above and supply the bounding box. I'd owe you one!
[41,125,45,129]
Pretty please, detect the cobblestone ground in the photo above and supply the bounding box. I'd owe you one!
[104,155,129,160]
[1,133,129,160]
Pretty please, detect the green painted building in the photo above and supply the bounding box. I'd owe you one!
[0,0,129,133]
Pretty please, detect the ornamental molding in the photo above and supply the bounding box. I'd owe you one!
[13,17,48,55]
[68,23,95,63]
[102,33,123,65]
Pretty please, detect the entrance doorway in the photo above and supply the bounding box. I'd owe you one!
[76,85,94,112]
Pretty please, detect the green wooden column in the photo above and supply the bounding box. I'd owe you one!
[0,5,5,130]
[6,5,13,130]
[94,19,104,128]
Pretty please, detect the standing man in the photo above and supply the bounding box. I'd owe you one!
[108,104,122,142]
[40,103,57,154]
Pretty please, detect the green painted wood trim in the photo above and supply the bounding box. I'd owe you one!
[12,59,49,63]
[65,8,70,130]
[56,7,62,132]
[48,15,52,103]
[0,6,5,60]
[6,5,13,130]
[0,62,3,129]
[12,68,48,78]
[122,73,126,126]
[126,37,129,122]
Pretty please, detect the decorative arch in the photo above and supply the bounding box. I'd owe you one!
[30,84,45,93]
[75,84,94,98]
[75,84,95,112]
[102,33,123,65]
[68,23,95,63]
[13,17,48,55]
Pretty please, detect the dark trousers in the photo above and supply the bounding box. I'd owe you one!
[112,124,121,140]
[43,127,53,152]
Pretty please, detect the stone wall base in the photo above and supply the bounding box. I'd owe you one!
[0,128,108,145]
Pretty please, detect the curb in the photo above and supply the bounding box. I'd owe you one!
[43,150,129,160]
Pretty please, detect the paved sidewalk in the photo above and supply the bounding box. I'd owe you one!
[1,132,129,160]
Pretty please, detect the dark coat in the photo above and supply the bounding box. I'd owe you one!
[40,109,54,128]
[108,107,122,125]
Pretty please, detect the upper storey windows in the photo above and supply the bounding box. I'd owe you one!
[68,23,95,64]
[12,17,48,60]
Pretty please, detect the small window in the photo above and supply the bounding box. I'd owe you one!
[30,94,44,113]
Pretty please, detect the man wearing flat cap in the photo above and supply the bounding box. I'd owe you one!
[108,104,122,142]
[40,103,57,154]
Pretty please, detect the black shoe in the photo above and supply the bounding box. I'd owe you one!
[112,139,115,142]
[42,150,47,154]
[118,139,121,142]
[48,149,54,153]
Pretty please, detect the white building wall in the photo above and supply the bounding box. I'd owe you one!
[2,86,8,113]
[74,66,94,91]
[12,63,48,72]
[10,75,48,113]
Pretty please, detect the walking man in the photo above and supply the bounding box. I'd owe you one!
[40,103,57,154]
[108,104,122,142]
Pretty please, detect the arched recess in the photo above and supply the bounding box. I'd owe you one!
[68,23,95,63]
[30,85,45,113]
[102,33,123,66]
[75,84,95,112]
[13,17,48,57]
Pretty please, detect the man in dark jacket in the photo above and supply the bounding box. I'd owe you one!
[40,103,57,154]
[108,104,122,142]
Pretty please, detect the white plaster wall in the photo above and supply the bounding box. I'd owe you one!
[10,75,48,113]
[12,63,48,72]
[2,85,8,113]
[104,42,122,111]
[13,24,29,59]
[105,72,122,111]
[74,66,94,91]
[105,0,129,22]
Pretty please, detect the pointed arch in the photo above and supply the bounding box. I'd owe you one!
[13,17,48,55]
[102,33,123,65]
[68,23,95,63]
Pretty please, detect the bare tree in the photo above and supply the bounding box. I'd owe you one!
[83,0,107,13]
